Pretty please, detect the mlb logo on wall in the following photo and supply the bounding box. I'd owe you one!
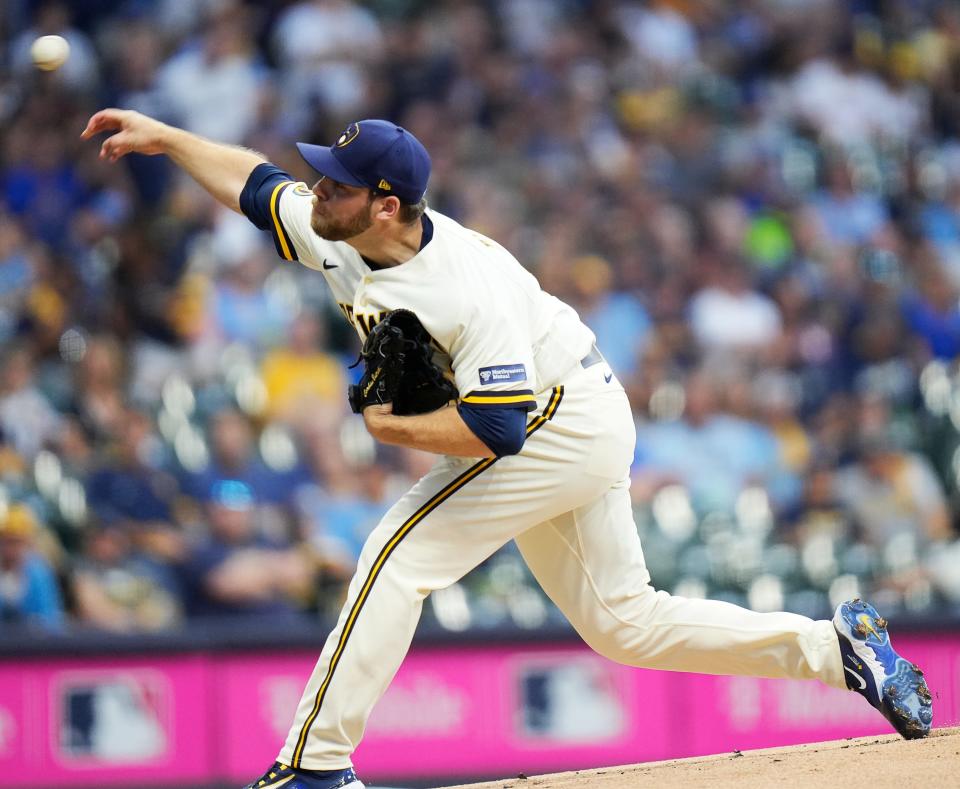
[478,364,526,385]
[57,670,170,763]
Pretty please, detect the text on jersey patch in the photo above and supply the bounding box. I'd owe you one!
[478,364,527,385]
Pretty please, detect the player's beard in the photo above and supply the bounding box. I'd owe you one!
[311,195,374,241]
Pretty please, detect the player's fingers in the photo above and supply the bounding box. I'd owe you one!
[100,133,130,162]
[82,113,114,139]
[81,108,126,139]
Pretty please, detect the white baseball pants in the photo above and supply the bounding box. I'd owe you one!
[280,362,846,769]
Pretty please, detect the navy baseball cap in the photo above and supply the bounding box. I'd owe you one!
[296,120,431,204]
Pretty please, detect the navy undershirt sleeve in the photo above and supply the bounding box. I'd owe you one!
[239,162,294,230]
[457,402,528,457]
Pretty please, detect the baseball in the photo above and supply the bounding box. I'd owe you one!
[30,35,70,71]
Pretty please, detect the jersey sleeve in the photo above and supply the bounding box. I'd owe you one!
[457,401,528,456]
[239,163,328,267]
[447,300,538,413]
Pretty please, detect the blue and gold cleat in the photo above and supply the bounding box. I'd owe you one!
[833,599,933,739]
[242,762,364,789]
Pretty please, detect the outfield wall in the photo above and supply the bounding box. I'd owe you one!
[1,630,957,788]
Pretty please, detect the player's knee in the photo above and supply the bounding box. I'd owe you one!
[575,584,667,663]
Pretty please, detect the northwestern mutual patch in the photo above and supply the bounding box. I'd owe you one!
[478,364,527,386]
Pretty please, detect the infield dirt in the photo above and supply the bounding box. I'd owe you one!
[437,727,960,789]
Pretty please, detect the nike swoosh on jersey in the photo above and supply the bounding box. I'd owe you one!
[604,372,613,383]
[844,665,867,690]
[322,259,338,270]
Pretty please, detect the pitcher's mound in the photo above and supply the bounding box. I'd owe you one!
[438,727,960,789]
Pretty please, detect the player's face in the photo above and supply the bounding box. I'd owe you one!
[310,177,378,241]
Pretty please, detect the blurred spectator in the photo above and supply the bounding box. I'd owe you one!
[901,254,960,361]
[155,1,267,144]
[835,433,952,550]
[752,370,809,507]
[617,0,699,73]
[2,113,86,250]
[0,504,63,631]
[0,214,33,341]
[783,463,855,546]
[271,0,384,127]
[0,346,62,459]
[918,174,960,281]
[633,369,783,512]
[72,523,182,632]
[97,20,170,207]
[260,311,347,428]
[848,304,914,405]
[3,0,960,630]
[52,416,94,481]
[496,0,569,58]
[789,58,898,146]
[298,456,395,573]
[196,233,293,354]
[688,259,783,352]
[67,334,127,442]
[85,408,184,564]
[179,408,298,511]
[809,157,889,247]
[569,255,650,378]
[181,479,314,619]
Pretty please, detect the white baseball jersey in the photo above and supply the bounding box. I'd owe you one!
[247,173,847,774]
[266,179,597,407]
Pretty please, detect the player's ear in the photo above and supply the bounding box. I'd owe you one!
[374,194,401,221]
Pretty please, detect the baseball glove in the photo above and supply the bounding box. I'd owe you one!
[348,309,459,415]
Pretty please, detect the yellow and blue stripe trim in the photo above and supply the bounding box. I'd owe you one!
[268,180,298,262]
[291,386,564,766]
[246,762,294,788]
[460,389,536,411]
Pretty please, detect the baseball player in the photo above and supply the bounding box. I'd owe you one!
[82,110,932,789]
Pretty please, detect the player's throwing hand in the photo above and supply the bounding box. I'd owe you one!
[80,108,170,161]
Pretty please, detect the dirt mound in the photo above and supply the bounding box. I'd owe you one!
[438,727,960,789]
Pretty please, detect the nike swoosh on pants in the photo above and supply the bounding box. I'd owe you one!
[844,665,867,690]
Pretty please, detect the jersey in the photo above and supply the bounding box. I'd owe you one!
[240,166,597,413]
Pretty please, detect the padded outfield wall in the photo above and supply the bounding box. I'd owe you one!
[0,623,957,789]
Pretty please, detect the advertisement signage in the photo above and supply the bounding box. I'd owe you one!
[0,636,956,787]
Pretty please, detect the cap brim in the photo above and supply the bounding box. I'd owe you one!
[296,142,368,188]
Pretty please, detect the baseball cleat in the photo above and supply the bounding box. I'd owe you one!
[833,599,933,739]
[242,762,364,789]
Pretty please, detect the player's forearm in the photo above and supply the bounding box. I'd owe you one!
[364,404,495,458]
[161,126,266,213]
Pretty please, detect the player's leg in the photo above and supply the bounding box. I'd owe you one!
[515,364,931,738]
[516,483,933,736]
[276,457,506,771]
[515,478,847,688]
[277,389,614,771]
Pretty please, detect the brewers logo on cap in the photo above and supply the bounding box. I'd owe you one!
[336,123,360,147]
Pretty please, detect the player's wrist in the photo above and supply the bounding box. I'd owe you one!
[159,123,190,156]
[362,403,396,439]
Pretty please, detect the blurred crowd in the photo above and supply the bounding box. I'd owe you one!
[2,0,960,637]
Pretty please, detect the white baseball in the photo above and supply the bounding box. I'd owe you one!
[30,35,70,72]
